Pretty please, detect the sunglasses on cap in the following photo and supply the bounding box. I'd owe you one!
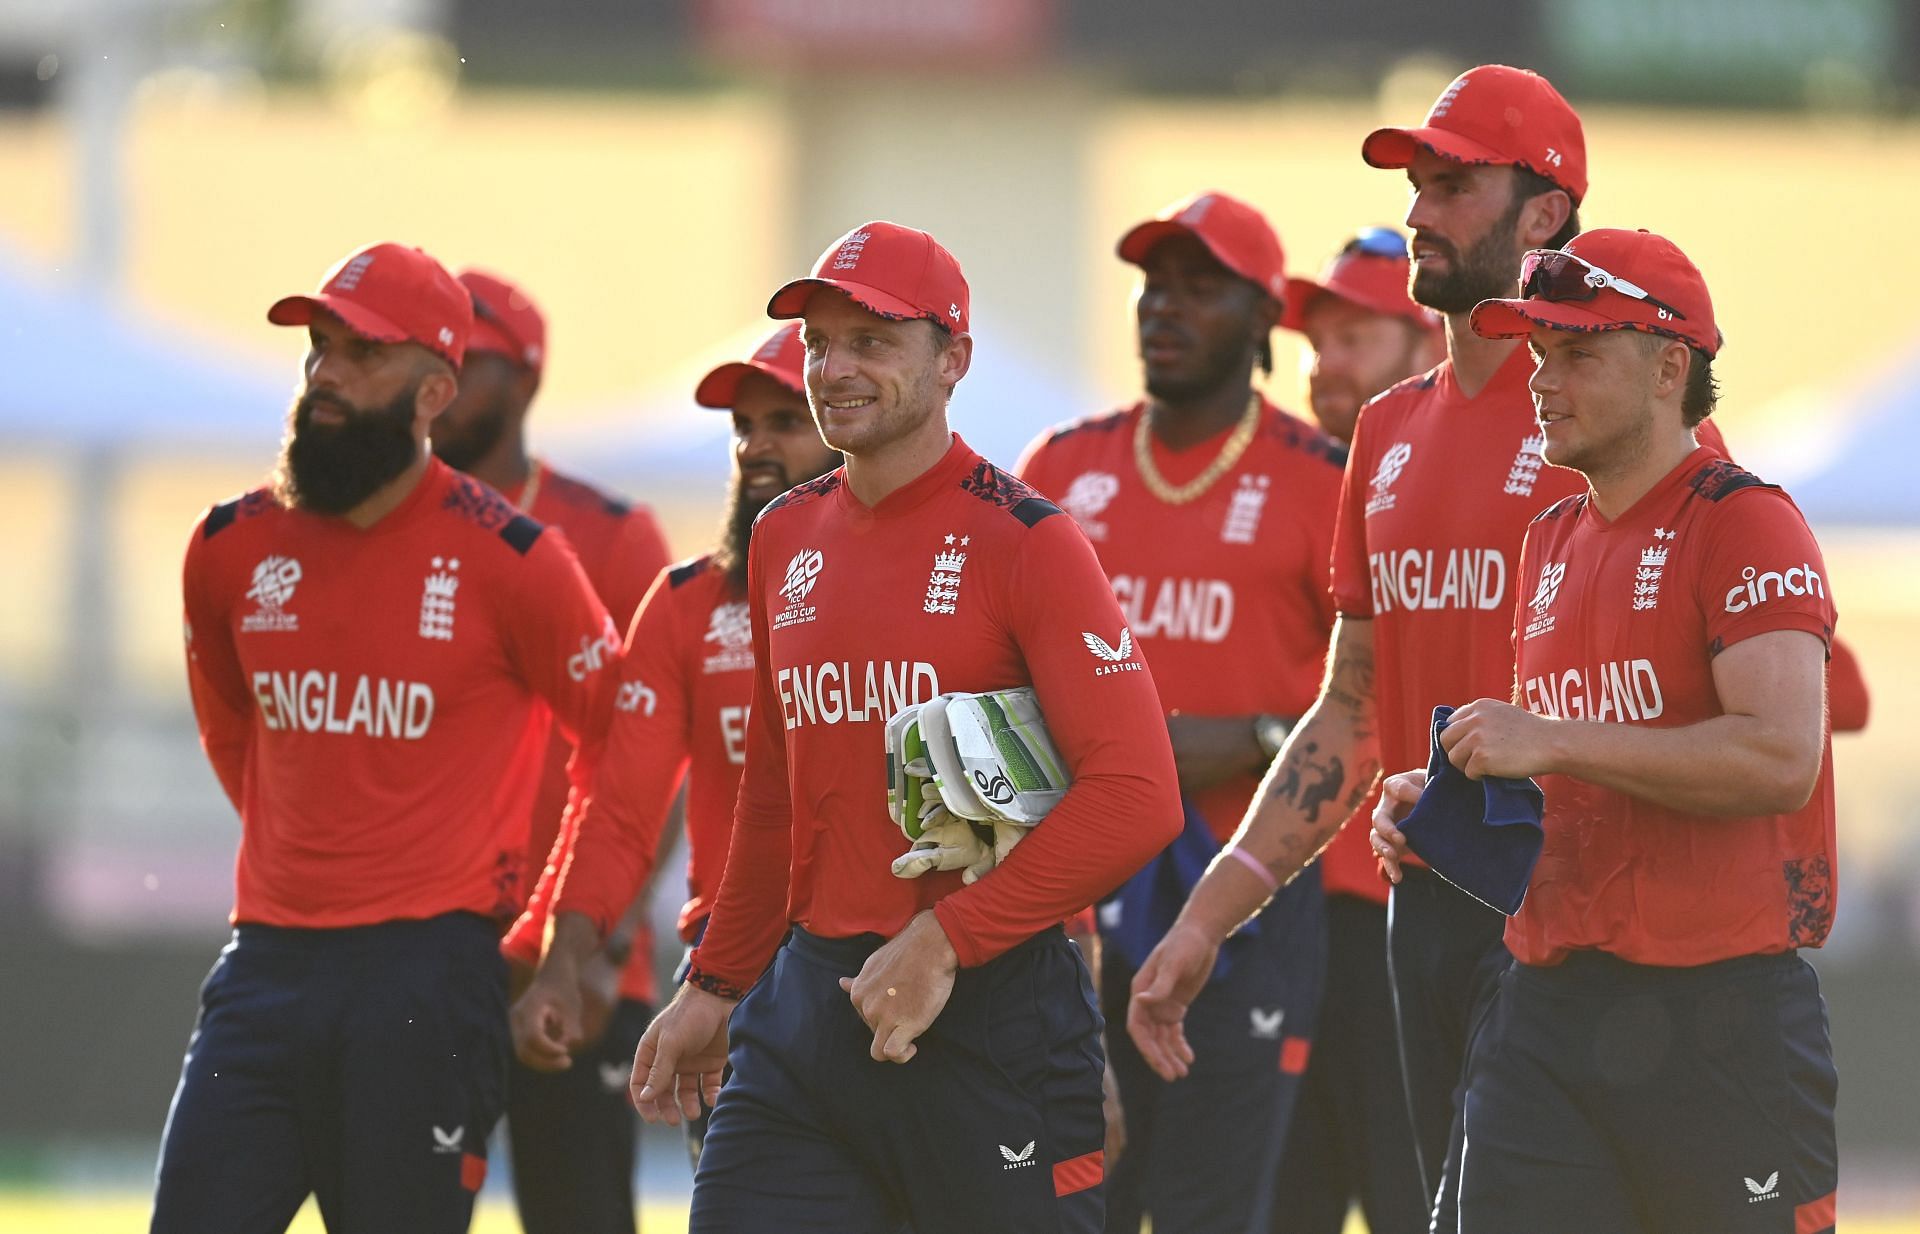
[1519,250,1688,322]
[1343,228,1408,259]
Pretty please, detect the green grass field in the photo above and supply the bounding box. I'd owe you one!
[5,1195,1916,1233]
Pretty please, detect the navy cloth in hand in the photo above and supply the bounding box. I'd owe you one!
[1397,705,1546,916]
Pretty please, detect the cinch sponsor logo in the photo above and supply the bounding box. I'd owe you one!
[776,660,938,730]
[1724,564,1824,614]
[1112,575,1234,642]
[252,671,435,739]
[1522,659,1665,723]
[567,617,621,682]
[1368,548,1507,614]
[615,679,658,716]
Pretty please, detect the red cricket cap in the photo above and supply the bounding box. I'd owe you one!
[1280,229,1437,333]
[1362,65,1587,205]
[1116,190,1288,301]
[267,242,472,369]
[695,323,807,408]
[768,222,970,334]
[1469,228,1721,356]
[457,268,547,374]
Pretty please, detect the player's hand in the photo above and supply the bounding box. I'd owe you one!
[839,910,958,1064]
[1371,768,1427,885]
[1126,920,1219,1081]
[511,964,586,1073]
[631,985,734,1126]
[1439,698,1560,780]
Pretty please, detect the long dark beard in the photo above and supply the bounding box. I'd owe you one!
[1411,200,1529,314]
[273,383,421,514]
[713,457,840,593]
[429,390,512,472]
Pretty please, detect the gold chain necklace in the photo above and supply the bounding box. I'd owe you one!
[1133,392,1263,505]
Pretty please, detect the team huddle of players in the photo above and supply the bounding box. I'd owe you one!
[150,62,1860,1234]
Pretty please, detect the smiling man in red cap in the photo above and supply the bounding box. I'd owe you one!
[1282,227,1443,445]
[153,242,622,1234]
[1017,189,1346,1234]
[426,268,672,1234]
[506,322,838,1174]
[615,221,1181,1232]
[1369,228,1839,1234]
[1123,67,1630,1232]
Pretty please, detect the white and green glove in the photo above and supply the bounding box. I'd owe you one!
[884,688,1071,884]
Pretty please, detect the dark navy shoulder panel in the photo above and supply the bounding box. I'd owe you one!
[668,554,715,589]
[959,459,1061,527]
[499,514,544,555]
[202,489,274,540]
[443,474,547,555]
[1688,458,1776,503]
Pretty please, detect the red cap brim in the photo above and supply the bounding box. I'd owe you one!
[1361,125,1514,172]
[1115,219,1273,299]
[267,293,411,345]
[767,278,928,323]
[1469,296,1620,341]
[694,359,805,409]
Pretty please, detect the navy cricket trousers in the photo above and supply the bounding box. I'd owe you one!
[690,924,1108,1234]
[1101,863,1327,1234]
[1385,864,1509,1225]
[150,912,510,1234]
[1458,950,1838,1234]
[506,996,652,1234]
[1270,893,1428,1234]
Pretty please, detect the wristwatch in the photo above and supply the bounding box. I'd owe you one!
[1252,713,1291,761]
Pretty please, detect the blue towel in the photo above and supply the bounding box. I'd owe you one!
[1397,705,1546,916]
[1101,801,1257,979]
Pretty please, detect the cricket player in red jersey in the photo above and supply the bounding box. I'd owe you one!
[597,221,1181,1232]
[1284,227,1442,445]
[506,322,838,1168]
[1372,227,1840,1234]
[430,268,672,1234]
[1017,190,1345,1234]
[1266,226,1439,1234]
[154,242,622,1234]
[1125,67,1646,1230]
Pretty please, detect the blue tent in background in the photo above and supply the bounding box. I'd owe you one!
[1768,344,1920,529]
[0,248,287,451]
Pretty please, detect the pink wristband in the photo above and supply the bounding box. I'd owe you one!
[1224,846,1279,894]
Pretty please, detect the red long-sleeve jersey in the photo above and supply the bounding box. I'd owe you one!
[505,462,670,1000]
[182,458,619,928]
[1016,398,1345,844]
[671,436,1183,995]
[505,555,753,967]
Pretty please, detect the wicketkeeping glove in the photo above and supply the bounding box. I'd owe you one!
[884,688,1071,884]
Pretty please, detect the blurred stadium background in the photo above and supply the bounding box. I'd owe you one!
[2,1,1918,1229]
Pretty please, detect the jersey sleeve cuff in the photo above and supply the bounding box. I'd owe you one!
[682,961,750,1001]
[1709,613,1833,657]
[932,898,989,969]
